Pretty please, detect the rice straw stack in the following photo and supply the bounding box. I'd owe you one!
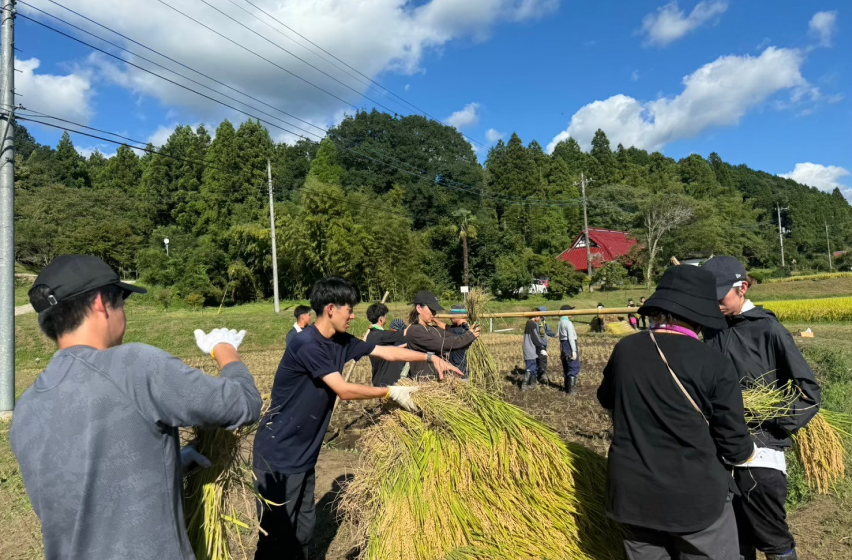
[340,380,622,560]
[464,289,502,393]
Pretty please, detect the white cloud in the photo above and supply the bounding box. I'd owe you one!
[76,145,116,159]
[809,11,837,47]
[780,163,850,194]
[547,47,806,153]
[485,128,504,143]
[445,102,480,129]
[640,1,728,47]
[147,124,179,148]
[631,70,640,81]
[16,57,93,123]
[21,0,560,135]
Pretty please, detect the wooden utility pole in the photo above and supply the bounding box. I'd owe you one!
[777,205,786,268]
[825,221,833,270]
[267,160,279,313]
[580,172,592,278]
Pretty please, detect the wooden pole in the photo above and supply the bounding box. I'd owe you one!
[436,306,636,319]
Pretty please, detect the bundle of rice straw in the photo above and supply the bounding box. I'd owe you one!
[742,380,850,494]
[340,380,622,560]
[184,421,272,560]
[464,289,502,393]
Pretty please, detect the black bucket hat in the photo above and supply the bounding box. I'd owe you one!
[639,265,726,330]
[29,254,147,313]
[411,290,444,312]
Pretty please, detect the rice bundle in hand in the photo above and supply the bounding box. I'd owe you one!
[742,381,850,494]
[464,289,502,393]
[340,380,622,560]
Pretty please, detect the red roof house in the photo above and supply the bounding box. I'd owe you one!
[557,229,638,273]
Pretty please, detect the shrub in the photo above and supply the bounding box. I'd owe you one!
[157,288,174,310]
[186,293,205,311]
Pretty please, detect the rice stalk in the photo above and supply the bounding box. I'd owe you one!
[465,289,502,393]
[340,380,623,560]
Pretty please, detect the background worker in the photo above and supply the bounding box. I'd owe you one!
[253,278,462,560]
[405,291,480,380]
[286,305,312,347]
[365,302,407,387]
[558,304,581,394]
[627,299,639,330]
[535,306,557,383]
[703,257,822,560]
[11,255,262,560]
[522,314,546,391]
[447,304,473,379]
[597,265,756,560]
[638,296,648,329]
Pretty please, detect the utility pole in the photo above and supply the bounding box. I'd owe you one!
[0,0,14,419]
[580,172,592,278]
[776,204,785,268]
[267,160,279,313]
[825,221,833,271]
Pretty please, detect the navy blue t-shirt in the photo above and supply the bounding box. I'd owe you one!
[253,325,375,473]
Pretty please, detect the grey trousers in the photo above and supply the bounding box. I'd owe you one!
[623,494,739,560]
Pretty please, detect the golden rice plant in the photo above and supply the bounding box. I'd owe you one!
[755,296,852,322]
[465,289,503,393]
[742,381,850,494]
[764,272,852,283]
[340,380,623,560]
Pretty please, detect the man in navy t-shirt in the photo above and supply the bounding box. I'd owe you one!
[252,277,461,559]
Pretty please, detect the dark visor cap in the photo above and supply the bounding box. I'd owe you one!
[29,255,147,313]
[411,290,444,312]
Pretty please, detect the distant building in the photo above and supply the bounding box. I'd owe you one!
[557,229,637,273]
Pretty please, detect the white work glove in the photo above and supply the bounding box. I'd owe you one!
[386,385,420,413]
[181,446,212,469]
[194,328,247,355]
[539,349,548,357]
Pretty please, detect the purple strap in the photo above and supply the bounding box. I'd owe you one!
[651,325,699,340]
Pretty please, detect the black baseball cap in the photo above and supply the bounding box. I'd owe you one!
[29,255,147,313]
[702,256,748,301]
[411,290,444,312]
[560,304,575,311]
[450,304,466,313]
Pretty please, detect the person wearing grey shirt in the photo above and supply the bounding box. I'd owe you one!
[558,304,581,394]
[521,316,546,391]
[10,255,262,560]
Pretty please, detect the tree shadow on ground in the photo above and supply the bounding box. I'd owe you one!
[310,474,353,560]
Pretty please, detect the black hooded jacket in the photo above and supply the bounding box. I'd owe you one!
[704,305,821,450]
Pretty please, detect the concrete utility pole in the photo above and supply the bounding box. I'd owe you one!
[580,172,592,278]
[825,221,833,271]
[776,204,786,268]
[0,0,14,419]
[267,160,279,313]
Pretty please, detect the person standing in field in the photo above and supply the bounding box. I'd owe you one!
[535,306,557,383]
[11,255,262,560]
[252,279,462,560]
[639,296,648,329]
[365,302,407,387]
[405,291,480,381]
[627,299,639,330]
[558,304,581,394]
[447,304,473,379]
[286,305,312,347]
[597,265,756,560]
[521,314,546,391]
[703,257,821,560]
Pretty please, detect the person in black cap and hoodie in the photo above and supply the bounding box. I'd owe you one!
[703,257,821,560]
[405,291,480,380]
[448,304,473,379]
[597,265,756,560]
[10,255,263,560]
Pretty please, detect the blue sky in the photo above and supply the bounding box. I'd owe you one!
[16,1,852,197]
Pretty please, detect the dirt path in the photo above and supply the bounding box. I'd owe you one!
[15,305,34,316]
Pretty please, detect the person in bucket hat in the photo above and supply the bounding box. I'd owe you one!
[703,257,821,560]
[597,265,756,560]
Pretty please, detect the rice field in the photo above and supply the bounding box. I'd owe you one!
[757,297,852,322]
[764,272,852,283]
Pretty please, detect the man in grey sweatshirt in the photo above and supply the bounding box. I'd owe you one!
[10,255,262,560]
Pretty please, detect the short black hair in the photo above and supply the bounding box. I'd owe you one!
[293,305,311,319]
[309,277,360,317]
[32,284,126,342]
[366,303,388,324]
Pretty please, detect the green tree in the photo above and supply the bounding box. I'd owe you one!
[592,261,628,291]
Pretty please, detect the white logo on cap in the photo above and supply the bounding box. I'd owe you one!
[735,274,742,278]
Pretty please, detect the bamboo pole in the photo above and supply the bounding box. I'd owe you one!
[437,306,638,319]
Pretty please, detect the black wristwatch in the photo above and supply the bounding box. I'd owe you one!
[426,352,434,363]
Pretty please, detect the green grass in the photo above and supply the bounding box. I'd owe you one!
[749,276,852,301]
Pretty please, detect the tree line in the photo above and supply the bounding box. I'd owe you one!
[14,111,852,303]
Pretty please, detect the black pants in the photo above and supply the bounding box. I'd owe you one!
[733,467,796,556]
[254,468,316,560]
[623,493,739,559]
[536,354,548,380]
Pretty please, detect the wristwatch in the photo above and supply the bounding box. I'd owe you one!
[426,352,434,363]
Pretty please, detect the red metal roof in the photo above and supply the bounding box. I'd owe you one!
[557,229,638,273]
